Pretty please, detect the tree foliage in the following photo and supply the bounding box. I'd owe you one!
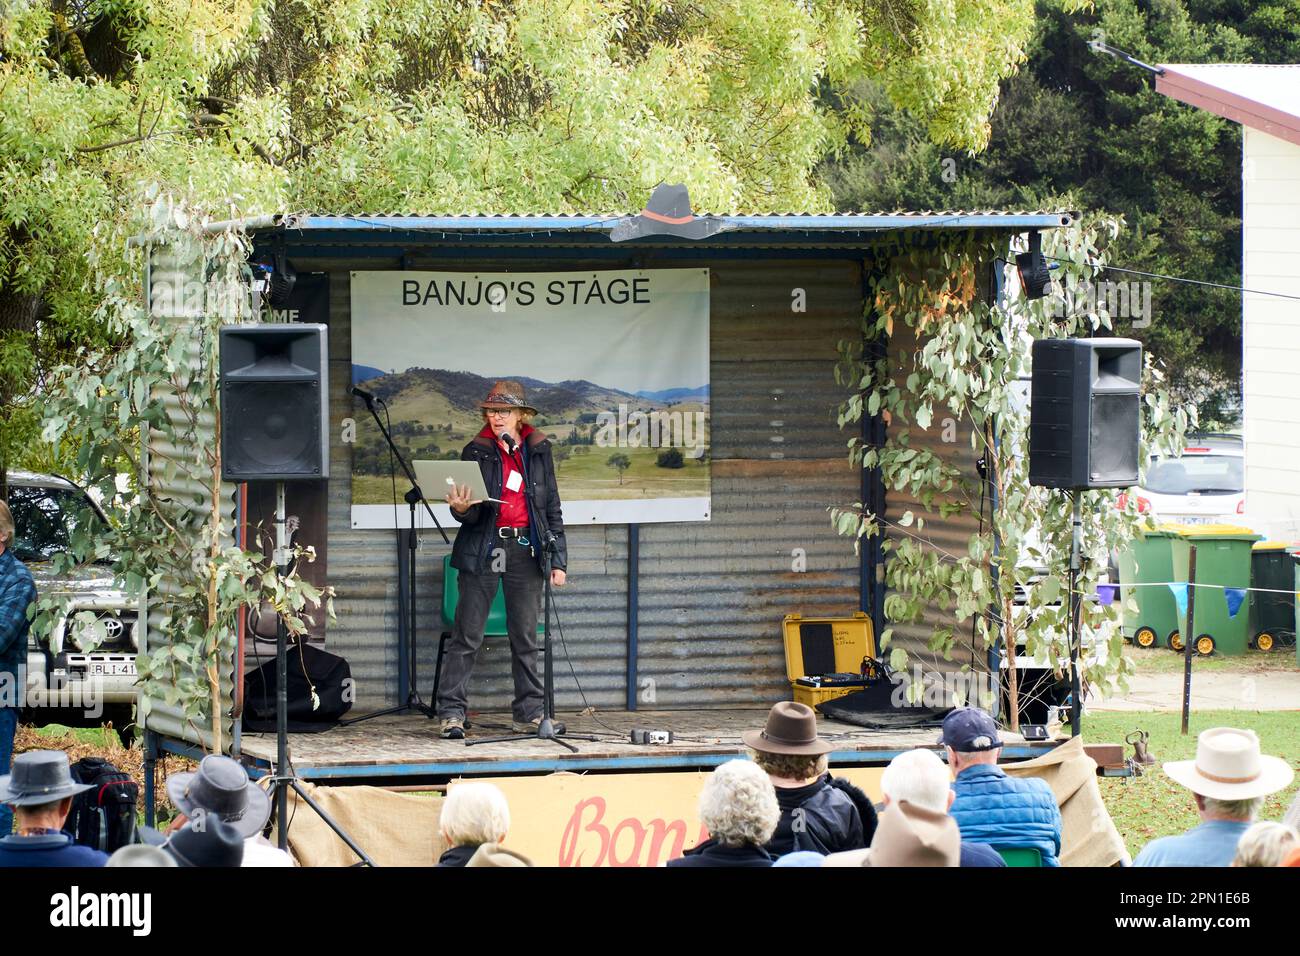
[2,0,1058,480]
[823,0,1300,426]
[834,219,1190,723]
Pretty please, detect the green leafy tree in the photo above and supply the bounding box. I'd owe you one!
[2,0,1060,488]
[824,0,1300,425]
[607,452,631,485]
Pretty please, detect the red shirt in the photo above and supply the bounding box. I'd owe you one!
[483,424,532,529]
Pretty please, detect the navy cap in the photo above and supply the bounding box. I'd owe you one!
[937,707,1003,752]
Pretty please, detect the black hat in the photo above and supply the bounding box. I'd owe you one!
[166,755,271,839]
[609,183,734,242]
[163,818,245,868]
[0,751,95,807]
[937,707,1004,752]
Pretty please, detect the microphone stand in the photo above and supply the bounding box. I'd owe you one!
[343,391,450,725]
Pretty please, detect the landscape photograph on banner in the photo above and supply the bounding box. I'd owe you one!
[349,269,711,527]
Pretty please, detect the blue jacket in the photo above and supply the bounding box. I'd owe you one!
[949,764,1062,866]
[0,833,109,868]
[0,548,37,679]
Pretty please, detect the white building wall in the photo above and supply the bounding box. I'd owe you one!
[1242,126,1300,540]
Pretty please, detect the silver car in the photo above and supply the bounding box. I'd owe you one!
[7,470,139,743]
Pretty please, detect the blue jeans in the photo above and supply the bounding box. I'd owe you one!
[0,706,16,837]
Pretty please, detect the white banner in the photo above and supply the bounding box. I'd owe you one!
[349,269,710,527]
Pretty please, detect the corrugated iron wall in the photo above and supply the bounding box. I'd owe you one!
[310,256,865,711]
[882,319,983,672]
[141,243,239,751]
[636,261,863,706]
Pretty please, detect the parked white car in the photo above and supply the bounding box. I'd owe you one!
[7,470,140,743]
[1118,434,1245,525]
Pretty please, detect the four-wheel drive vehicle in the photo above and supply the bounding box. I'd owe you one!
[7,471,139,741]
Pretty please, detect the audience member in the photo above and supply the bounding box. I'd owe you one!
[466,842,533,866]
[0,750,109,867]
[156,754,293,867]
[107,844,177,867]
[1134,727,1293,867]
[668,760,779,867]
[744,702,872,855]
[823,799,960,867]
[163,817,245,867]
[1231,821,1297,868]
[942,707,1062,866]
[776,749,1004,867]
[438,782,512,867]
[0,500,38,839]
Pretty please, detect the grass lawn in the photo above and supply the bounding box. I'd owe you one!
[1081,709,1299,859]
[1123,643,1297,674]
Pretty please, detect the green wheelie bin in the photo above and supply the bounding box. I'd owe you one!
[1118,526,1183,649]
[1249,542,1296,653]
[1169,524,1262,656]
[1292,548,1300,667]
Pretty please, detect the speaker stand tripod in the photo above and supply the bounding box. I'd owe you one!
[342,392,449,726]
[263,483,374,864]
[466,532,597,753]
[1067,489,1084,737]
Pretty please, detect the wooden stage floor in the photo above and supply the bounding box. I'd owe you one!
[229,708,1053,784]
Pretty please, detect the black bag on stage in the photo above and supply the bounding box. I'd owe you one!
[64,757,139,854]
[243,641,352,732]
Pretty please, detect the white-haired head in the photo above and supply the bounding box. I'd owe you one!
[440,782,511,847]
[1232,821,1298,868]
[880,749,954,815]
[699,760,780,848]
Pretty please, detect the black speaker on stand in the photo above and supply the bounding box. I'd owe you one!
[219,324,371,864]
[1028,337,1143,738]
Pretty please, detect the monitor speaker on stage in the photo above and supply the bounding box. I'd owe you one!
[220,324,329,481]
[1029,337,1142,489]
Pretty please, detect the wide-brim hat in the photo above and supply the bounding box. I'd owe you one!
[1163,727,1294,801]
[163,818,245,868]
[0,750,95,807]
[743,701,833,756]
[479,380,537,415]
[166,754,272,840]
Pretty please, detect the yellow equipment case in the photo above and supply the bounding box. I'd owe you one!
[781,612,877,707]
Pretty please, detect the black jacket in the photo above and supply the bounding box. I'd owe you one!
[765,774,873,857]
[450,426,568,573]
[436,844,478,867]
[666,839,775,868]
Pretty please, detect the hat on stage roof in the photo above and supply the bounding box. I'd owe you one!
[479,380,537,415]
[609,183,734,242]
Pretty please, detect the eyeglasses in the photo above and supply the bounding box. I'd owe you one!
[485,409,516,418]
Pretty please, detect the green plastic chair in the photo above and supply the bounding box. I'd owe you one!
[994,846,1043,867]
[432,554,542,703]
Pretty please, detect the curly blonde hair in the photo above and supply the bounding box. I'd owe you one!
[699,760,780,848]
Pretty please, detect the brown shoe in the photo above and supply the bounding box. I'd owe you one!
[440,717,465,740]
[512,717,566,735]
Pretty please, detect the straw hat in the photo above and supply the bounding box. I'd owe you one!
[1163,727,1293,801]
[823,800,960,867]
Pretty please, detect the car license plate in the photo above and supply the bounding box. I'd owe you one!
[88,661,137,677]
[1178,515,1217,525]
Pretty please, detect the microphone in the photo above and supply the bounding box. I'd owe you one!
[351,385,380,404]
[499,432,517,453]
